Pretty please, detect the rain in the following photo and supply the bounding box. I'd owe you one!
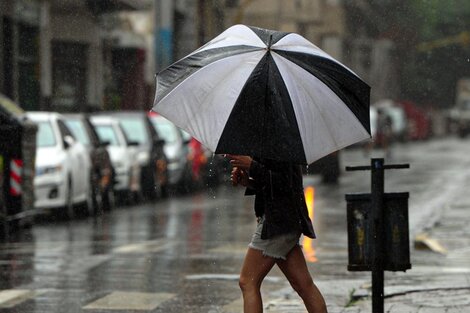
[1,1,470,312]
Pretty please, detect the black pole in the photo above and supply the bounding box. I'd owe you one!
[371,158,384,313]
[346,160,409,312]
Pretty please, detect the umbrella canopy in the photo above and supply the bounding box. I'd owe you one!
[152,24,371,164]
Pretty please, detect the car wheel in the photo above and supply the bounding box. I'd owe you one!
[64,177,74,220]
[151,165,168,199]
[103,187,116,211]
[91,184,104,215]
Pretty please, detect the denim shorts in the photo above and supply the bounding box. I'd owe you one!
[248,215,301,260]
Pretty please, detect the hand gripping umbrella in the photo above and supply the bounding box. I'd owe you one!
[152,24,371,164]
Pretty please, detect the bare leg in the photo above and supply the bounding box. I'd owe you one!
[276,246,327,313]
[239,248,277,313]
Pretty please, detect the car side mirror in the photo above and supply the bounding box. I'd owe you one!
[63,135,75,149]
[155,138,165,146]
[127,141,140,147]
[100,140,110,147]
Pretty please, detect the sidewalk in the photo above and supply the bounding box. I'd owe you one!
[326,168,470,312]
[224,174,470,313]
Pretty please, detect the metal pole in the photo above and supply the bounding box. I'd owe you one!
[371,158,384,313]
[0,13,4,94]
[154,0,174,73]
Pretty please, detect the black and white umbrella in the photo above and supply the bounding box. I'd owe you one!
[152,24,371,164]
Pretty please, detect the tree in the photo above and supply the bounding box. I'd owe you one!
[344,0,470,107]
[403,0,470,107]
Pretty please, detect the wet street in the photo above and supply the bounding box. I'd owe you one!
[1,137,470,312]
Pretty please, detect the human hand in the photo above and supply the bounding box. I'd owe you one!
[231,167,249,187]
[225,154,253,171]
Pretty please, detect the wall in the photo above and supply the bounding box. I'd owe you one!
[49,11,103,110]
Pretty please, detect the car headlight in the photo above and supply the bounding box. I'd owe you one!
[36,165,63,176]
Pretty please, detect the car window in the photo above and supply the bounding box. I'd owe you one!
[180,130,191,141]
[119,118,149,144]
[151,119,178,144]
[37,122,57,147]
[84,118,100,146]
[64,119,90,145]
[94,125,120,146]
[57,119,75,139]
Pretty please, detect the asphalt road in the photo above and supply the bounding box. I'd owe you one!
[1,136,470,312]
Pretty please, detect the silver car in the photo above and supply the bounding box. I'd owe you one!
[89,116,141,203]
[148,114,191,190]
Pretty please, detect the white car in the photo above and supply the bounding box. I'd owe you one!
[26,112,91,218]
[149,114,191,188]
[89,116,141,202]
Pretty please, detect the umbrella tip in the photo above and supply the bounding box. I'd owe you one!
[268,34,273,48]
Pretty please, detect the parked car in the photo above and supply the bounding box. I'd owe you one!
[109,112,168,199]
[180,131,227,188]
[374,99,408,142]
[26,112,91,218]
[148,113,192,191]
[63,114,115,213]
[89,115,141,203]
[397,101,432,141]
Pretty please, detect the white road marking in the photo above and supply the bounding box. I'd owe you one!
[83,291,175,311]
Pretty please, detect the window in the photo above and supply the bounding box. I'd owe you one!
[65,120,90,146]
[37,122,57,147]
[151,119,178,144]
[119,118,149,144]
[95,125,120,146]
[52,42,88,111]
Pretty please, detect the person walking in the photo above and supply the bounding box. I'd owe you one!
[374,108,393,156]
[226,154,327,313]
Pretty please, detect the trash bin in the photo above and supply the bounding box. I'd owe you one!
[346,192,411,272]
[0,94,37,238]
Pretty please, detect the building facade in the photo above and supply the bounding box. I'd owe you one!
[124,0,400,108]
[0,0,145,112]
[223,0,399,103]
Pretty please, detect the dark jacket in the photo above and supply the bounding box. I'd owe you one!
[245,159,316,240]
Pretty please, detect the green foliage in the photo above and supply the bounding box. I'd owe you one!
[401,0,470,106]
[411,0,470,40]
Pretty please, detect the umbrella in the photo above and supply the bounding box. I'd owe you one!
[152,24,371,164]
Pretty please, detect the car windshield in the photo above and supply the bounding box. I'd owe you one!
[37,122,57,147]
[95,125,120,146]
[64,119,90,145]
[151,119,177,144]
[119,118,149,145]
